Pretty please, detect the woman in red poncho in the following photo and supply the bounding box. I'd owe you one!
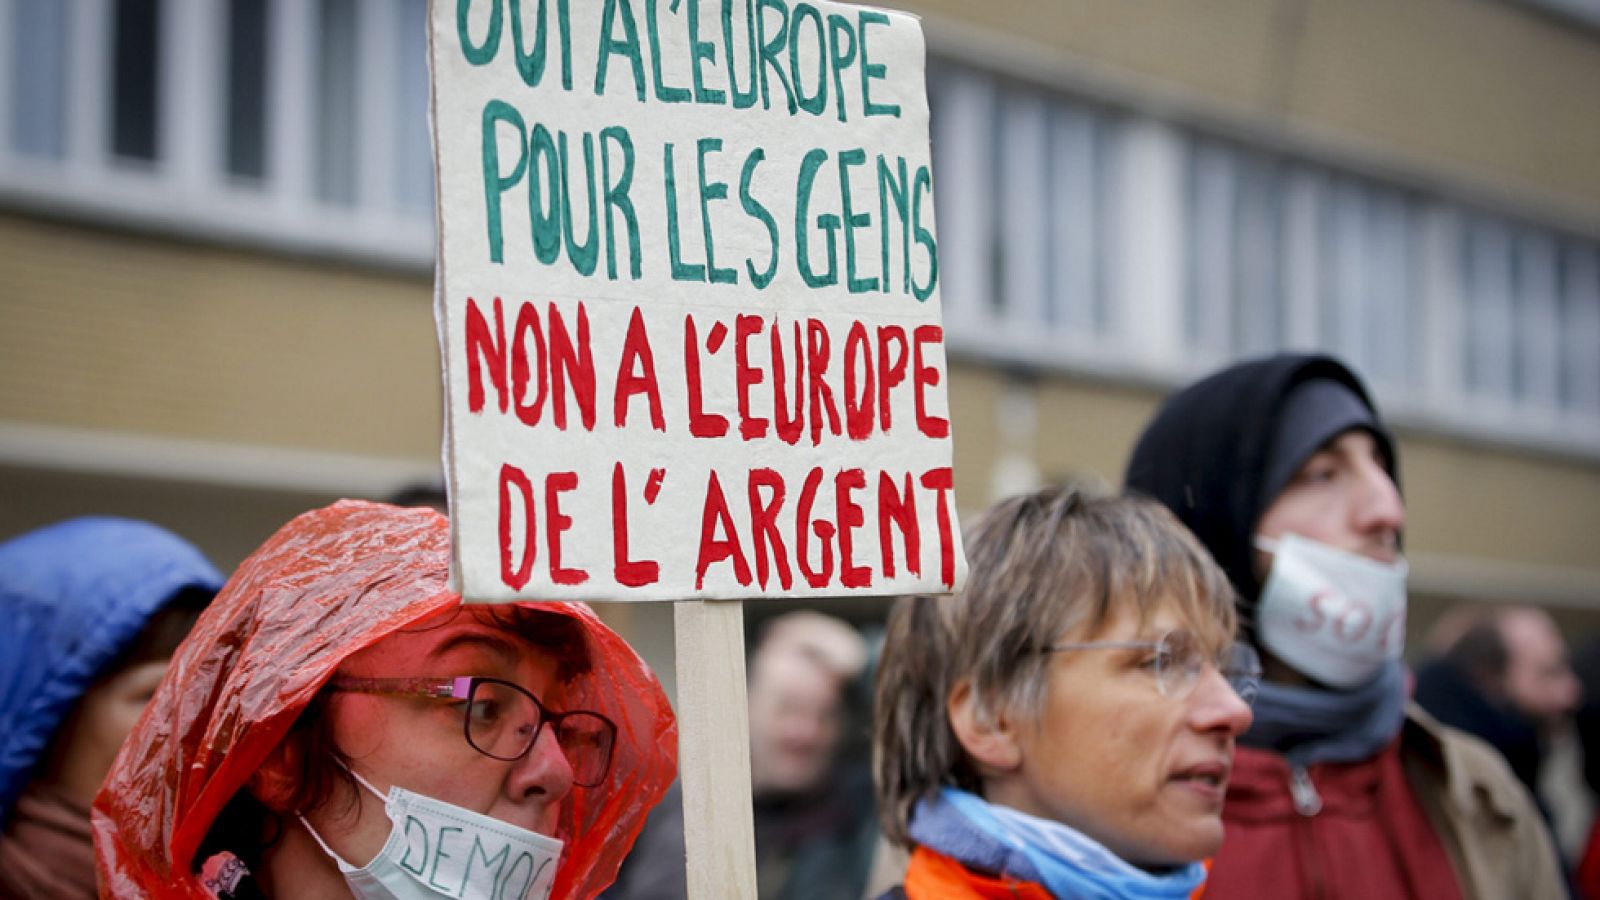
[91,500,678,900]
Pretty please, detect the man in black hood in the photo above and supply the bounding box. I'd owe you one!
[1125,353,1563,900]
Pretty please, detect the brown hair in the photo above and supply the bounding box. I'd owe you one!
[871,484,1237,846]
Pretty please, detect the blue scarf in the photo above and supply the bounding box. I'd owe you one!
[1242,659,1406,767]
[912,788,1205,900]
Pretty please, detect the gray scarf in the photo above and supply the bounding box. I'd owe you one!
[1241,660,1406,767]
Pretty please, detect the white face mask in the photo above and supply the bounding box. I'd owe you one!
[299,767,563,900]
[1254,533,1409,689]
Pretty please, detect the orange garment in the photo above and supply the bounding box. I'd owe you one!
[90,500,678,899]
[1190,859,1210,900]
[902,845,1213,900]
[902,846,1053,900]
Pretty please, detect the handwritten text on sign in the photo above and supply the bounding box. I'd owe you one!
[432,0,967,600]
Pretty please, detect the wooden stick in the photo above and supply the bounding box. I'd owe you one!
[673,599,758,898]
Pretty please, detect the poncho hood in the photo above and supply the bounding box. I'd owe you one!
[92,500,678,899]
[1124,354,1398,607]
[0,517,223,824]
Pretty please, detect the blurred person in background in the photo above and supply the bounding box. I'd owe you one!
[1414,609,1545,795]
[747,612,878,899]
[606,611,876,900]
[1126,353,1564,899]
[0,517,222,900]
[872,486,1256,899]
[1500,607,1587,854]
[93,501,677,900]
[1418,606,1589,861]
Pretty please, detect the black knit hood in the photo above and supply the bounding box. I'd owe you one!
[1123,354,1398,610]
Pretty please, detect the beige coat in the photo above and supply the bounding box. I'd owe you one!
[1403,703,1567,900]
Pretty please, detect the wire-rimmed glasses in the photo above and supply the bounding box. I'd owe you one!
[1042,630,1262,706]
[328,675,618,787]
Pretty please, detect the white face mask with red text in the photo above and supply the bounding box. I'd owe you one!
[1253,533,1409,689]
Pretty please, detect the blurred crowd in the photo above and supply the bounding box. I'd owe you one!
[1,352,1596,899]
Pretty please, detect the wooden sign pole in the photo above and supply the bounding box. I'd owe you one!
[674,599,759,898]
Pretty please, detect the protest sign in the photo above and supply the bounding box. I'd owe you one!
[430,0,966,602]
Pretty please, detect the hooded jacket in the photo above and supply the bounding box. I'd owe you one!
[91,500,678,899]
[1124,354,1563,900]
[0,517,224,824]
[1124,353,1395,610]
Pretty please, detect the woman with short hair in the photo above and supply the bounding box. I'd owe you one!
[873,486,1258,899]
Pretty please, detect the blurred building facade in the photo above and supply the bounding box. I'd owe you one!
[1,0,1598,681]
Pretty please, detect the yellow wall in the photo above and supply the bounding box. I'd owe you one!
[1403,435,1600,571]
[0,215,439,460]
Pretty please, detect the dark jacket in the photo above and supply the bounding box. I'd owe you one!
[605,764,880,900]
[1415,656,1543,793]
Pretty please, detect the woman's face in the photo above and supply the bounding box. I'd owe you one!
[994,601,1252,867]
[45,659,170,806]
[311,607,576,866]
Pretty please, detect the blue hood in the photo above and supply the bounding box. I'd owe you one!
[0,517,223,823]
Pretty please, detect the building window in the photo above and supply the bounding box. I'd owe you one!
[929,63,1119,361]
[1560,244,1600,417]
[0,22,1593,455]
[395,0,432,215]
[226,0,269,180]
[1185,139,1288,361]
[9,2,69,160]
[314,0,357,205]
[925,58,1600,453]
[0,0,437,265]
[111,0,161,161]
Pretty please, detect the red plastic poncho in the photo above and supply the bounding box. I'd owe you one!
[91,500,678,899]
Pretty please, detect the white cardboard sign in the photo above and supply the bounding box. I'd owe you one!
[431,0,966,601]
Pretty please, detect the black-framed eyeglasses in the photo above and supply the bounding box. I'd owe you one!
[328,676,618,787]
[1042,630,1262,707]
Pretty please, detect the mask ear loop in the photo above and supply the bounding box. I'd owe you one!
[296,760,391,870]
[296,812,349,866]
[334,759,391,805]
